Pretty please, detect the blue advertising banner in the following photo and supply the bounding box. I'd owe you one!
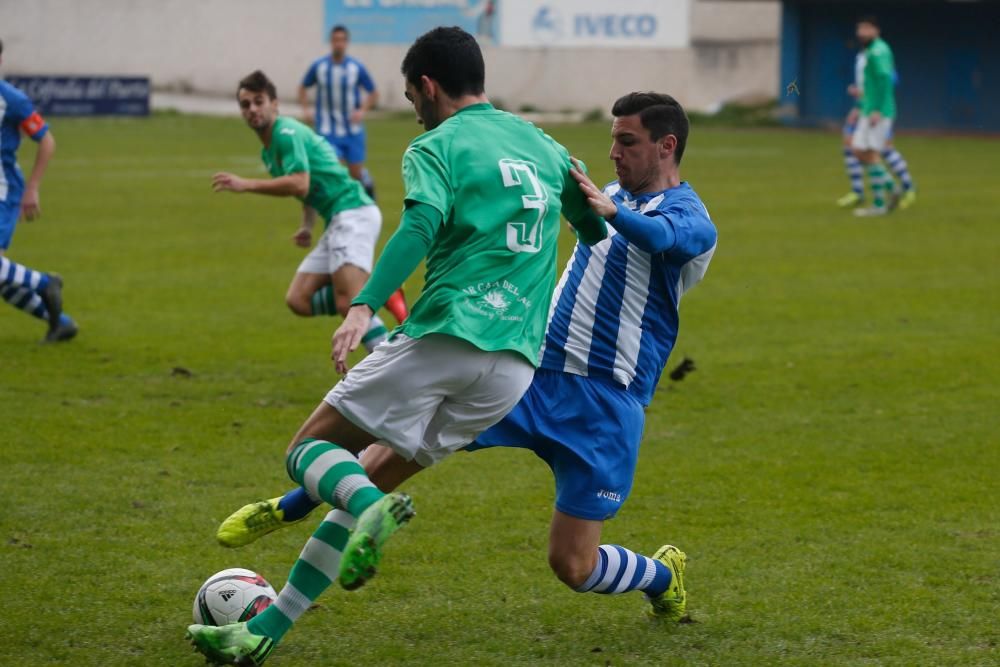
[324,0,498,44]
[4,76,150,116]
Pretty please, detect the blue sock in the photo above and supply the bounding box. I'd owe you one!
[277,487,322,522]
[881,148,914,191]
[575,545,671,597]
[844,148,864,196]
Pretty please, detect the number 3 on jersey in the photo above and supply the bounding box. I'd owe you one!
[499,159,549,254]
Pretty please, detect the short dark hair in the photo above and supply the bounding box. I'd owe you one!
[237,70,277,100]
[858,15,879,28]
[611,92,690,165]
[401,26,485,98]
[331,24,349,38]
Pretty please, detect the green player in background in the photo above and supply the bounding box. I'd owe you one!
[212,71,408,349]
[851,15,911,217]
[187,27,607,665]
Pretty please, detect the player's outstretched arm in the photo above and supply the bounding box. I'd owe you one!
[21,131,55,221]
[331,202,441,373]
[570,158,677,254]
[212,171,310,198]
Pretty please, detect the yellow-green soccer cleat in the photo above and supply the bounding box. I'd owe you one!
[217,497,301,548]
[899,189,917,210]
[836,191,863,208]
[339,492,415,590]
[646,544,688,622]
[186,622,274,666]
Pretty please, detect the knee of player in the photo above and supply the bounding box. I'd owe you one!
[332,290,354,316]
[284,292,311,317]
[548,551,593,590]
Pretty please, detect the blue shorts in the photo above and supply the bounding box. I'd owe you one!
[468,368,646,521]
[0,198,20,250]
[323,131,366,165]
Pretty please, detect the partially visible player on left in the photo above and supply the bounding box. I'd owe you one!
[0,38,77,343]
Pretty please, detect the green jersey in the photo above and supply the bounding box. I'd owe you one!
[860,37,896,119]
[394,103,605,364]
[261,116,372,225]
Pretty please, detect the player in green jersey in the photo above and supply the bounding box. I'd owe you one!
[851,16,905,217]
[212,70,407,351]
[187,28,607,665]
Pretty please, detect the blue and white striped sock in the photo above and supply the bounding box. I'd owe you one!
[575,545,672,598]
[1,285,48,320]
[881,148,914,192]
[844,148,865,196]
[0,256,50,292]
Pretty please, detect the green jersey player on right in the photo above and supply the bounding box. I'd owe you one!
[187,26,607,666]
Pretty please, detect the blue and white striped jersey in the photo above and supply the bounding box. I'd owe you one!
[301,55,375,139]
[539,181,717,406]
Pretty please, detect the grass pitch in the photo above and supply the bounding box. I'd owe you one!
[2,114,997,666]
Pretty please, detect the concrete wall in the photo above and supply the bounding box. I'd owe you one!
[0,0,779,112]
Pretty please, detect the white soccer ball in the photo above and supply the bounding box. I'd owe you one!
[192,568,277,626]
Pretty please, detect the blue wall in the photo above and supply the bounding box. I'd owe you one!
[780,0,1000,131]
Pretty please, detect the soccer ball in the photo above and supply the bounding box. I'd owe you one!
[192,568,277,626]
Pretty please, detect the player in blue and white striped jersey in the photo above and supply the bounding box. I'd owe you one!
[298,25,378,199]
[0,39,77,342]
[467,92,717,619]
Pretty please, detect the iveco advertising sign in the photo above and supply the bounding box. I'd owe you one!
[325,0,690,48]
[500,0,689,49]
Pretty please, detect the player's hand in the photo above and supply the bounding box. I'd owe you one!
[292,227,312,248]
[332,304,373,374]
[212,172,248,193]
[569,157,617,219]
[869,111,882,124]
[20,188,41,221]
[847,84,861,99]
[350,109,364,125]
[846,108,860,126]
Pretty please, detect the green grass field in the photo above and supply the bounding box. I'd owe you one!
[2,114,997,666]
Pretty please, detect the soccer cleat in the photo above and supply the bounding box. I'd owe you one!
[339,492,415,591]
[39,273,63,332]
[385,287,409,325]
[217,497,301,548]
[646,544,688,622]
[41,317,78,344]
[899,189,917,210]
[886,189,901,213]
[836,192,863,208]
[853,206,889,218]
[186,623,274,666]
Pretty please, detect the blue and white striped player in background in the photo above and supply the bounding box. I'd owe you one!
[298,25,378,200]
[0,38,76,343]
[218,91,717,623]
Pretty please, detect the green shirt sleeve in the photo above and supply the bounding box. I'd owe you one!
[402,140,453,217]
[274,126,309,175]
[558,158,608,246]
[353,202,443,311]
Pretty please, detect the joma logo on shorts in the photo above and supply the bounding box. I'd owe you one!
[597,489,622,503]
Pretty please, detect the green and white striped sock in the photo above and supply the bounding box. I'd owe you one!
[247,509,355,642]
[286,438,384,518]
[867,163,888,208]
[309,286,337,316]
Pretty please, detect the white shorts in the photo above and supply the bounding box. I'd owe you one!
[325,333,535,467]
[297,204,381,275]
[851,116,893,152]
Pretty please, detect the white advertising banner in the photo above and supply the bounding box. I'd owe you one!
[499,0,690,49]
